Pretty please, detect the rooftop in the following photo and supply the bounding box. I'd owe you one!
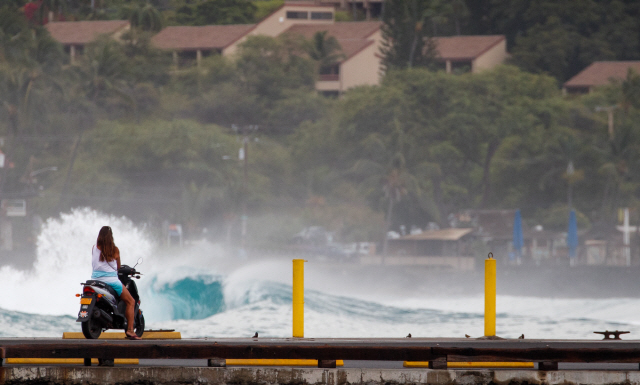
[151,24,256,51]
[466,209,523,240]
[564,61,640,88]
[285,22,381,40]
[433,35,505,61]
[396,228,474,241]
[284,22,380,60]
[45,20,130,45]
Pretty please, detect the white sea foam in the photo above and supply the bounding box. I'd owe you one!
[0,208,152,316]
[0,207,638,340]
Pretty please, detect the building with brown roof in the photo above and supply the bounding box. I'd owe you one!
[149,3,507,93]
[284,21,382,93]
[46,3,508,93]
[563,61,640,94]
[223,3,336,57]
[151,24,255,66]
[433,35,508,74]
[45,20,130,64]
[145,1,511,93]
[151,3,335,67]
[379,228,476,269]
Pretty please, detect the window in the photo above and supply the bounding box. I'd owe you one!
[451,61,472,74]
[286,11,308,19]
[311,12,333,20]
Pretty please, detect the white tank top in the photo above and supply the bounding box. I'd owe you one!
[92,246,119,284]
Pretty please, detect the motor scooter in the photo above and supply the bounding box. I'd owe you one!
[76,259,145,339]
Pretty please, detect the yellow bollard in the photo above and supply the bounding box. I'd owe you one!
[230,260,315,366]
[293,259,305,338]
[484,254,496,337]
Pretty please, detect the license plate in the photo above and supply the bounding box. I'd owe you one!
[80,298,92,305]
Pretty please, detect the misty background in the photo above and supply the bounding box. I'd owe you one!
[0,0,639,340]
[1,0,640,269]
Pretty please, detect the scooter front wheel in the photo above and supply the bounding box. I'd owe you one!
[82,317,103,339]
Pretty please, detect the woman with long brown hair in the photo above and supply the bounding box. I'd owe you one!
[91,226,141,340]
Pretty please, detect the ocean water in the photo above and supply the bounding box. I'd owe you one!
[0,208,638,340]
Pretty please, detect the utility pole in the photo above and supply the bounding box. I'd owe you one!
[234,124,258,258]
[241,130,248,254]
[623,207,631,266]
[595,105,617,140]
[567,160,574,209]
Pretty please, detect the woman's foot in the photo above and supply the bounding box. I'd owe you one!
[125,330,141,340]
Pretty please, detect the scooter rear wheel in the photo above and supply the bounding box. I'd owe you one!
[82,317,103,339]
[135,314,145,337]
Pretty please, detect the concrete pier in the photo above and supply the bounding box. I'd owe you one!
[3,366,640,385]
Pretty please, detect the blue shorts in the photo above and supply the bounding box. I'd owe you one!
[106,281,123,296]
[91,271,122,296]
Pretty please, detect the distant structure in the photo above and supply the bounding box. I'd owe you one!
[149,2,508,94]
[45,20,130,64]
[151,3,336,66]
[563,61,640,94]
[283,21,382,94]
[433,35,508,74]
[43,3,509,93]
[151,24,256,66]
[382,228,476,270]
[317,0,383,20]
[454,209,562,266]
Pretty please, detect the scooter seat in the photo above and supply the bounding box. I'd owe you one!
[85,280,119,298]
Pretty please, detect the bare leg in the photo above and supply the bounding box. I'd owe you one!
[120,286,136,334]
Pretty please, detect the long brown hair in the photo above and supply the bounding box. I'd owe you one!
[97,226,117,262]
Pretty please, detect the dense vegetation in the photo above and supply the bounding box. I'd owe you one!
[1,1,640,250]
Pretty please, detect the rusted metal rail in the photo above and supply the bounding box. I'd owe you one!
[2,338,640,370]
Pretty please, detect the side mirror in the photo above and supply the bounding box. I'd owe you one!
[133,257,143,268]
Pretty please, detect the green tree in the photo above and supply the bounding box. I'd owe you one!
[235,35,315,101]
[305,31,345,75]
[57,37,136,210]
[435,66,560,207]
[175,0,256,25]
[0,7,64,200]
[449,0,468,35]
[73,37,132,104]
[120,31,172,87]
[380,0,438,70]
[510,15,614,82]
[620,69,640,111]
[123,2,163,32]
[493,0,640,82]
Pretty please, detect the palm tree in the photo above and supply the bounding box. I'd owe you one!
[71,37,133,104]
[126,2,163,32]
[305,31,345,76]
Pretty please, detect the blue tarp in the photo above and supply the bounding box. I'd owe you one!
[512,209,524,260]
[568,209,578,259]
